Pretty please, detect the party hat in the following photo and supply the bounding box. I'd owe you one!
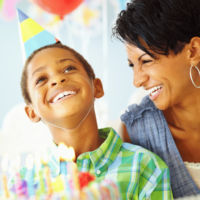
[17,9,59,62]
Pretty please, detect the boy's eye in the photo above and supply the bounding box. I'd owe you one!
[36,76,46,85]
[64,65,76,73]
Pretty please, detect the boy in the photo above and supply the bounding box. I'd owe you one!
[9,10,173,199]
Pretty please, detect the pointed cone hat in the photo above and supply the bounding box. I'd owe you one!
[17,9,59,62]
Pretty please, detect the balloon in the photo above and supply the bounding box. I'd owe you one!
[32,0,84,17]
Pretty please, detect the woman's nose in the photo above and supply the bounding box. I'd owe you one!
[51,76,67,87]
[133,67,149,88]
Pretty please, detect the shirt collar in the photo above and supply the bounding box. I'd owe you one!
[48,127,123,177]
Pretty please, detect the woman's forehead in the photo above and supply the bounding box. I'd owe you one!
[125,44,146,56]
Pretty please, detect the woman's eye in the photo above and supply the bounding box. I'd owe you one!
[64,65,76,73]
[36,77,46,85]
[142,60,152,64]
[128,63,134,68]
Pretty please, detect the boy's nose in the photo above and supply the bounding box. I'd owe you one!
[51,78,66,87]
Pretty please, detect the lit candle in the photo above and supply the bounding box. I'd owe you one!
[35,151,45,195]
[67,147,80,193]
[58,143,71,195]
[1,154,10,198]
[26,154,35,197]
[41,150,53,196]
[14,155,23,197]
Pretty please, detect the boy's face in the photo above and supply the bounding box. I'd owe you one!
[25,48,103,126]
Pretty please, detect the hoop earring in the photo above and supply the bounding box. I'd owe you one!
[190,65,200,88]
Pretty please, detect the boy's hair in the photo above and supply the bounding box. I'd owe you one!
[21,43,95,105]
[112,0,200,57]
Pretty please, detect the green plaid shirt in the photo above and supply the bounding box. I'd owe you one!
[9,127,173,199]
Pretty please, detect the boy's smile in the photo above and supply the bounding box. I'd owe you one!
[50,88,79,103]
[26,47,97,129]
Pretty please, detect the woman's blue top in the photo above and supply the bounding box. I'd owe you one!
[121,95,200,199]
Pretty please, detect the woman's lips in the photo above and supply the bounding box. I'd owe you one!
[149,87,163,101]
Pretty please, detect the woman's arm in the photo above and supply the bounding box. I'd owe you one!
[118,122,132,143]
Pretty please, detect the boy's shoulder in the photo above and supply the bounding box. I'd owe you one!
[119,142,168,170]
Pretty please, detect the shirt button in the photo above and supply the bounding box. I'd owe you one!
[96,170,101,175]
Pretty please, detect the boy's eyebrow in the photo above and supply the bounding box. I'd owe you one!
[31,58,77,79]
[57,58,77,64]
[32,66,47,79]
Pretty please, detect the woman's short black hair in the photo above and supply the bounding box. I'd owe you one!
[112,0,200,57]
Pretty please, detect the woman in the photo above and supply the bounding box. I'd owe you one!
[112,0,200,198]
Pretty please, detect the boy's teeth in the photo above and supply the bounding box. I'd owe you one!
[59,93,64,98]
[52,91,76,103]
[64,91,69,96]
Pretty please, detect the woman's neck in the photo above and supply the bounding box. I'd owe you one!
[163,94,200,138]
[163,94,200,162]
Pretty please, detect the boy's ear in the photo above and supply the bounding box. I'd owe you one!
[25,105,41,123]
[93,78,104,99]
[189,37,200,66]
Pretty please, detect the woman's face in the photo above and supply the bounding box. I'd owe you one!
[125,42,194,110]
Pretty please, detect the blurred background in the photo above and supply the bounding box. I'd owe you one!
[0,0,148,187]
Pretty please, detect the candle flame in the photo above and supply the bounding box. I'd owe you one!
[26,154,34,170]
[58,143,69,161]
[1,154,9,172]
[14,155,21,170]
[41,150,49,165]
[68,147,75,161]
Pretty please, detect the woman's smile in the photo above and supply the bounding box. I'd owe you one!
[147,85,163,101]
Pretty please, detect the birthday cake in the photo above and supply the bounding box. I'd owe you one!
[6,172,120,200]
[2,171,120,200]
[1,146,121,200]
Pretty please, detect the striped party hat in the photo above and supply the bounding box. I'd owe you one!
[17,9,59,62]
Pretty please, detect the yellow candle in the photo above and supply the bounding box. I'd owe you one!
[42,150,53,196]
[1,154,10,198]
[58,143,71,194]
[68,147,80,191]
[35,152,45,194]
[26,154,35,197]
[14,155,23,197]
